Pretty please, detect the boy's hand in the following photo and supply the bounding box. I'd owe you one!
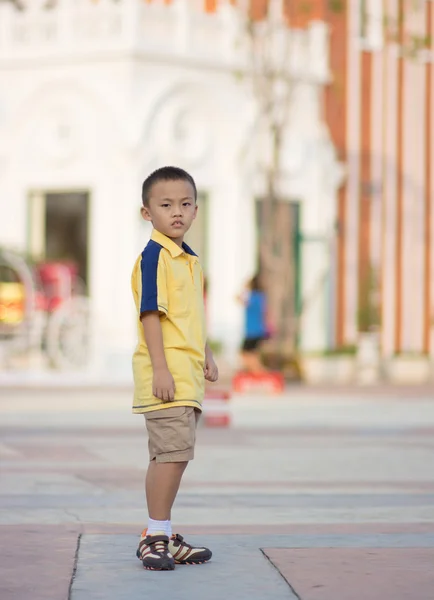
[204,355,219,382]
[153,367,176,401]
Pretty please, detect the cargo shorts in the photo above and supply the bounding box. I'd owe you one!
[144,405,201,463]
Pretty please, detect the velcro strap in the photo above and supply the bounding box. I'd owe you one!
[141,535,168,547]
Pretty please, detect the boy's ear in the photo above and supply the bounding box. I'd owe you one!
[141,206,152,222]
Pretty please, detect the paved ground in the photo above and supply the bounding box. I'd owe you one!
[1,384,434,599]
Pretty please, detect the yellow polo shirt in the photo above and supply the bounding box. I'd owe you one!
[131,229,206,413]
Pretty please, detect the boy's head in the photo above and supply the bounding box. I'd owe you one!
[141,166,198,243]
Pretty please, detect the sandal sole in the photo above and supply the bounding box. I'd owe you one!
[137,549,175,570]
[175,559,211,565]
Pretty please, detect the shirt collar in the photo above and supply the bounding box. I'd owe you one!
[151,229,198,258]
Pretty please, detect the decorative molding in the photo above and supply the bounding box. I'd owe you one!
[143,83,214,170]
[0,0,331,83]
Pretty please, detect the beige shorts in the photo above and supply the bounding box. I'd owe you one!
[144,405,201,463]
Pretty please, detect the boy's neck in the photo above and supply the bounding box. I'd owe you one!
[171,237,184,248]
[157,229,184,248]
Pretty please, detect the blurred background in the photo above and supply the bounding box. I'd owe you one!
[0,0,433,387]
[1,5,434,599]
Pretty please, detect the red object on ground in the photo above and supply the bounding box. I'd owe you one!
[204,389,231,401]
[203,388,232,427]
[203,412,232,428]
[232,371,285,394]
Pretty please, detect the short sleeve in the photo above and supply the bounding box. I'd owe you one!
[135,243,168,318]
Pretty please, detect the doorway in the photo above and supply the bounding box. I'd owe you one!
[28,191,89,286]
[255,199,301,317]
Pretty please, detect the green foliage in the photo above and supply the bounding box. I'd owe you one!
[207,339,223,356]
[302,345,357,357]
[327,0,345,12]
[357,266,381,333]
[393,351,429,358]
[299,1,313,15]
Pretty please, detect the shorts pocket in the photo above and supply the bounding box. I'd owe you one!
[145,407,194,454]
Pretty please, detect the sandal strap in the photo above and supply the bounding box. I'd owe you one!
[140,534,168,549]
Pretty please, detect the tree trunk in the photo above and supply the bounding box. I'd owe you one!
[259,125,297,359]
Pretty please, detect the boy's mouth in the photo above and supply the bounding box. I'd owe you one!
[171,220,184,228]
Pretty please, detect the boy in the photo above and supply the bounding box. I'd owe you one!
[131,166,218,571]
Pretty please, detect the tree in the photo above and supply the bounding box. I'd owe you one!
[235,0,341,362]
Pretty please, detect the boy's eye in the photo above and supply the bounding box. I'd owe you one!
[183,202,191,207]
[161,203,170,208]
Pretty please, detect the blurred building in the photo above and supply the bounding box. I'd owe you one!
[325,0,434,360]
[0,0,343,375]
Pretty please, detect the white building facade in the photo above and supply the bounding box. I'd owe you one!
[0,0,343,377]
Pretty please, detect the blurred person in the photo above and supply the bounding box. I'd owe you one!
[131,166,218,571]
[238,273,269,373]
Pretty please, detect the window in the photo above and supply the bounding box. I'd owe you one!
[255,198,302,318]
[27,191,89,285]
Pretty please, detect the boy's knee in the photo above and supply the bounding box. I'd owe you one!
[153,459,188,470]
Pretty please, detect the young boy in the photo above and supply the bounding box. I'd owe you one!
[131,166,218,571]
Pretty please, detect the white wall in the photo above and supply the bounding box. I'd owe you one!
[0,0,342,375]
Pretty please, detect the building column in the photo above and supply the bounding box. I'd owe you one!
[206,168,255,361]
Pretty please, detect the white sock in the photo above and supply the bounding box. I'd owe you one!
[146,518,172,538]
[166,520,172,538]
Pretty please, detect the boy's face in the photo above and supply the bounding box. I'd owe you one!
[141,179,197,244]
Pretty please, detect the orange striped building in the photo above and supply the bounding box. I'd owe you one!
[326,0,434,358]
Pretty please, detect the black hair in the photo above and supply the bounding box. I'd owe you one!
[141,166,197,207]
[250,273,263,291]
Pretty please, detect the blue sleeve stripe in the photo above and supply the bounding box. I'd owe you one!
[140,241,163,314]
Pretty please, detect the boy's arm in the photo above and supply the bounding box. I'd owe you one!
[141,312,175,401]
[204,341,219,382]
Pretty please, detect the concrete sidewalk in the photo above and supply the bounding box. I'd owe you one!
[1,387,434,599]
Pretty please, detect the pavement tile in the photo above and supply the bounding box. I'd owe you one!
[77,523,434,535]
[1,389,434,598]
[71,534,297,600]
[0,525,80,600]
[5,443,101,462]
[263,548,434,600]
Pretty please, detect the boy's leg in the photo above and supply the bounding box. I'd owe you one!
[145,459,188,521]
[138,406,211,567]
